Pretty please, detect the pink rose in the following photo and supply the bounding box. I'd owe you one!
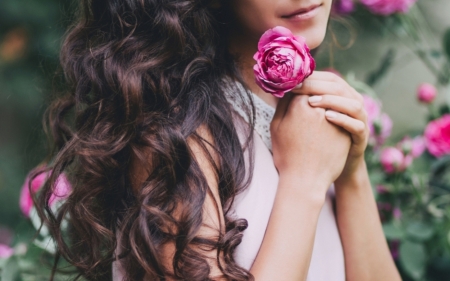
[19,169,72,218]
[417,83,437,104]
[0,244,14,259]
[425,114,450,158]
[375,113,393,145]
[398,136,426,158]
[253,26,315,98]
[361,0,417,16]
[332,0,355,15]
[363,95,392,146]
[380,147,408,173]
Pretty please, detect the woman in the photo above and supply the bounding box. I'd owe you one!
[34,0,402,280]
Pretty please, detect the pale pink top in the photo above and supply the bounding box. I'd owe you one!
[231,114,346,280]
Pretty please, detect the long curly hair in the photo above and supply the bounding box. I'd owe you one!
[32,0,256,280]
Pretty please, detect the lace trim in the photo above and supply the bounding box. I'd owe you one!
[224,81,275,152]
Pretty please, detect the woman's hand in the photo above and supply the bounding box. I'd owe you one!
[271,92,352,199]
[291,71,370,182]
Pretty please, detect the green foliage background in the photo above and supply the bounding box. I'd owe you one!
[0,0,71,227]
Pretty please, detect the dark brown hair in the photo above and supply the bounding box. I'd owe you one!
[32,0,256,280]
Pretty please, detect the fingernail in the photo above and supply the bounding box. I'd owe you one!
[294,83,303,89]
[308,96,322,103]
[325,110,338,119]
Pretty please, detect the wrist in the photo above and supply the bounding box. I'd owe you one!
[278,172,330,207]
[334,158,369,189]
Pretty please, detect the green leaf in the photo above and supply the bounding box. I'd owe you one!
[406,221,435,241]
[0,256,20,281]
[399,240,426,280]
[443,28,450,59]
[383,222,404,240]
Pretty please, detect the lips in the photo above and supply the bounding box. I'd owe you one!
[282,4,322,18]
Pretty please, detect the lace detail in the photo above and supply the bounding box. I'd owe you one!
[224,81,275,152]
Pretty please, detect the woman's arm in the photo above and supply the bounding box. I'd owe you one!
[155,92,352,280]
[334,161,401,281]
[294,70,402,281]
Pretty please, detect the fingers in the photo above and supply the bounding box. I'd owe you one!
[291,71,362,102]
[308,95,366,121]
[324,110,367,146]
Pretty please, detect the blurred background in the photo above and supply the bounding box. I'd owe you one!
[1,0,450,280]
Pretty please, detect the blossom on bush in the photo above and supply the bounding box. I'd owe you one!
[363,95,393,146]
[376,185,389,194]
[332,0,355,15]
[417,83,437,104]
[398,136,426,158]
[393,207,402,220]
[380,147,410,173]
[19,169,71,218]
[0,244,13,259]
[424,114,450,158]
[360,0,417,16]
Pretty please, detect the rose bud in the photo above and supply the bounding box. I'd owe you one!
[380,147,406,173]
[253,26,315,98]
[417,83,437,104]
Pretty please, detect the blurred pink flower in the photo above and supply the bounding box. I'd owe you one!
[375,113,393,145]
[361,0,417,16]
[377,202,393,211]
[19,170,71,218]
[380,147,410,173]
[399,136,426,158]
[390,240,400,260]
[393,207,402,220]
[425,114,450,158]
[363,95,392,146]
[376,185,389,194]
[0,227,13,246]
[332,0,355,15]
[417,83,437,104]
[0,244,13,259]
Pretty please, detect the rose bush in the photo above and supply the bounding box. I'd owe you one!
[253,26,315,98]
[363,94,393,146]
[360,0,417,15]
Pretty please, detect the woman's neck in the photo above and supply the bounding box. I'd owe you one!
[228,31,279,109]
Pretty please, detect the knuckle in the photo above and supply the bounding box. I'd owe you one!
[291,95,307,107]
[336,84,346,96]
[354,101,364,113]
[329,73,340,83]
[355,91,364,103]
[355,122,366,134]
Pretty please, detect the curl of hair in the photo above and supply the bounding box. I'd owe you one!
[33,0,256,280]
